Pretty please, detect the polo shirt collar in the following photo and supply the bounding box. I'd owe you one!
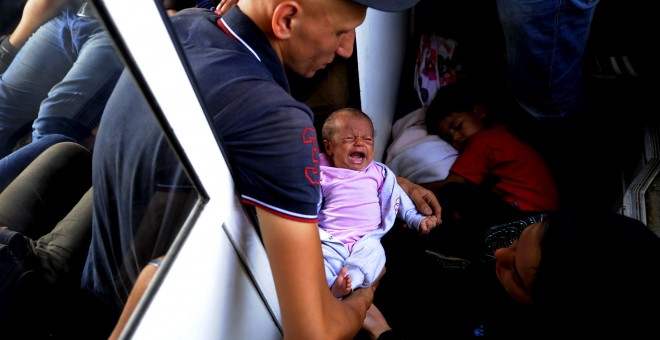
[220,6,290,93]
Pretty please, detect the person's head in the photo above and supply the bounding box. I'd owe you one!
[239,0,419,78]
[425,81,490,151]
[322,108,374,171]
[492,211,660,336]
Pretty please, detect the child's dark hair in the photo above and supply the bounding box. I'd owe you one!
[425,80,490,135]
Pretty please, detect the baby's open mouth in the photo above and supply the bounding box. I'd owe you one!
[349,151,365,162]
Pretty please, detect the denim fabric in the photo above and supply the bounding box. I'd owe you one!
[497,0,600,122]
[0,2,123,157]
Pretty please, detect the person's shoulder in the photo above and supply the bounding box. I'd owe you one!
[483,123,510,135]
[163,0,197,12]
[487,123,546,156]
[173,6,216,18]
[169,7,220,34]
[473,123,523,144]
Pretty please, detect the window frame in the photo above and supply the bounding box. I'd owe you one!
[91,1,282,338]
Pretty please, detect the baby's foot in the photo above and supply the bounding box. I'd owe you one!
[330,267,352,298]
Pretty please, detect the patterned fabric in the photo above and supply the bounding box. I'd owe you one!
[413,34,460,107]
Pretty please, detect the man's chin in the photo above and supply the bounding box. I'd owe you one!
[306,67,327,78]
[299,69,317,78]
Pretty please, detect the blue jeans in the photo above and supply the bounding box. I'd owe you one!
[496,0,600,122]
[0,2,123,157]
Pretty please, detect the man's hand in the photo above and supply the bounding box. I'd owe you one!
[397,176,442,225]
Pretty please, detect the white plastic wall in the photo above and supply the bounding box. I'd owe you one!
[356,9,412,162]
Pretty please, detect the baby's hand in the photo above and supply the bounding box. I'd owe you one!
[418,215,439,235]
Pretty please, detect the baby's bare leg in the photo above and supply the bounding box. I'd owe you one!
[330,267,352,298]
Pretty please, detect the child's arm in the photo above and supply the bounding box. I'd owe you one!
[395,179,439,235]
[396,176,441,221]
[380,163,441,234]
[398,192,439,235]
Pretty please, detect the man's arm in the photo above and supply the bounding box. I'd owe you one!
[8,0,66,49]
[256,208,375,339]
[110,256,165,340]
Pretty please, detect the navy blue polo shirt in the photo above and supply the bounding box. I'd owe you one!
[174,7,321,221]
[82,7,321,311]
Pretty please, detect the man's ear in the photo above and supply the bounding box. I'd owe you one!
[272,1,300,39]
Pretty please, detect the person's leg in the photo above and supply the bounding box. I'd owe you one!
[0,188,93,338]
[0,141,91,239]
[31,11,123,147]
[0,134,75,192]
[29,187,92,286]
[496,0,600,122]
[0,9,73,157]
[0,140,92,338]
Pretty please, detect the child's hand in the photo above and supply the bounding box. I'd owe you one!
[418,215,439,235]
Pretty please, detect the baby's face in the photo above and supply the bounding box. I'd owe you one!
[326,116,374,171]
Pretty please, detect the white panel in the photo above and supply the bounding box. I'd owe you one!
[131,204,280,339]
[356,9,410,162]
[98,1,281,338]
